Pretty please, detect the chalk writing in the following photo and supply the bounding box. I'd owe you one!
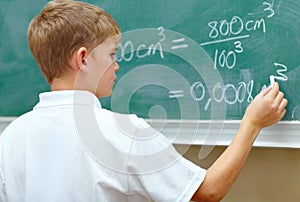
[213,41,244,69]
[263,1,275,18]
[190,80,254,110]
[248,0,275,17]
[201,35,250,46]
[115,0,292,118]
[274,62,288,81]
[171,38,188,50]
[203,14,267,70]
[206,16,266,40]
[202,1,278,74]
[269,63,288,88]
[292,106,299,119]
[117,27,165,62]
[169,90,184,99]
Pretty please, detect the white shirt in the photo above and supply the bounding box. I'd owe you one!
[0,91,206,202]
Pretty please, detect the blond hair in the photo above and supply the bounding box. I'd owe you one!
[28,0,121,83]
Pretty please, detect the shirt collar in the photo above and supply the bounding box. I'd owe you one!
[33,90,102,109]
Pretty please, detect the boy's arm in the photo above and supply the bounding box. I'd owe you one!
[191,82,287,202]
[0,167,6,202]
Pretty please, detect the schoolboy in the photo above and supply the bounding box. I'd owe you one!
[0,0,288,201]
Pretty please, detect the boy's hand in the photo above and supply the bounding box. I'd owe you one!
[243,82,288,130]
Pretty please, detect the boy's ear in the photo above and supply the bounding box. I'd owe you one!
[71,47,88,72]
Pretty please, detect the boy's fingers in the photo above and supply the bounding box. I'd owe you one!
[279,107,287,120]
[257,86,272,98]
[274,91,285,106]
[267,82,280,98]
[274,98,288,122]
[279,98,288,112]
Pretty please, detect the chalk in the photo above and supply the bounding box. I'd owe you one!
[270,75,275,87]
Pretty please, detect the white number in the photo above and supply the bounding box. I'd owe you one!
[263,1,275,18]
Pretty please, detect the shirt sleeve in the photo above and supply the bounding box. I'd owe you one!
[132,155,206,202]
[0,136,7,202]
[0,165,7,202]
[127,114,207,202]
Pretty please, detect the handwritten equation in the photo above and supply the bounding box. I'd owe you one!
[116,0,291,113]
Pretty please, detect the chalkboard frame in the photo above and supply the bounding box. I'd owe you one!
[1,118,300,148]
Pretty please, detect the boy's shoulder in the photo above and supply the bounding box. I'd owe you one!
[97,108,150,129]
[1,111,35,137]
[0,111,37,152]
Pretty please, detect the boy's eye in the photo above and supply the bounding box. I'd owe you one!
[111,53,116,59]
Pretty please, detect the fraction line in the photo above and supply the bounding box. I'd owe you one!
[201,35,250,46]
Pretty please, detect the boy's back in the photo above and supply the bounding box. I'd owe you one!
[0,90,205,202]
[0,91,129,201]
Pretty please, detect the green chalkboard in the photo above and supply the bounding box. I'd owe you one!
[1,0,300,120]
[0,1,50,116]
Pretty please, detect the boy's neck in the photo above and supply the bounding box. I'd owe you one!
[50,75,76,92]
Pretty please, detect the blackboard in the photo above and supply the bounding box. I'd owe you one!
[1,0,300,121]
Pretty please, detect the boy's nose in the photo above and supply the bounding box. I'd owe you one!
[114,61,120,72]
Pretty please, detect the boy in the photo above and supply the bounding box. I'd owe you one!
[0,0,287,201]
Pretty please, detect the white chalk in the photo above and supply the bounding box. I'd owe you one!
[270,75,275,87]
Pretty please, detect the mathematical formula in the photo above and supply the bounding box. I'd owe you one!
[116,0,289,112]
